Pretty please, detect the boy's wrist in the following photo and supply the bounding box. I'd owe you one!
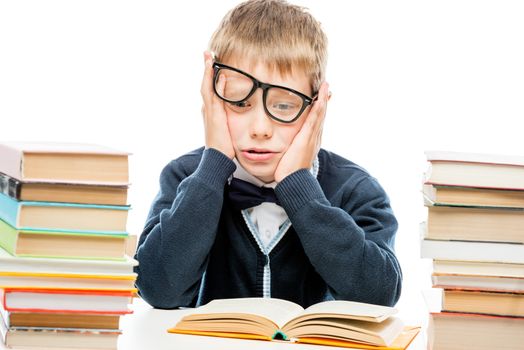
[193,148,236,188]
[275,169,327,217]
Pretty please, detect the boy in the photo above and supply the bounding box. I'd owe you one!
[135,0,402,309]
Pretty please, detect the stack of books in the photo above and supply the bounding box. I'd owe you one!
[0,141,137,349]
[420,151,524,350]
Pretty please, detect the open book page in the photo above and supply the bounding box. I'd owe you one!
[285,317,404,347]
[186,298,304,328]
[297,326,421,350]
[285,300,397,328]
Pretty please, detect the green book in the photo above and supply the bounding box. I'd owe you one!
[0,219,128,260]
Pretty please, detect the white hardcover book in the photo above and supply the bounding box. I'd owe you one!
[421,238,524,264]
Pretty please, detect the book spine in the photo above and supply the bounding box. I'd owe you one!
[0,219,18,255]
[0,143,23,180]
[0,289,6,309]
[0,193,20,227]
[0,173,21,200]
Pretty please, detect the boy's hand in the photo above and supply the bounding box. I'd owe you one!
[274,82,330,183]
[201,51,235,159]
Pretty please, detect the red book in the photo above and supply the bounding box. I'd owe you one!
[1,288,133,314]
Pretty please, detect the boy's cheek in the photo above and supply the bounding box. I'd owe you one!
[281,122,305,146]
[226,115,242,147]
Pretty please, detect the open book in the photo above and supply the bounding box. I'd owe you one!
[168,298,419,349]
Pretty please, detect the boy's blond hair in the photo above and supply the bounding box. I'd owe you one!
[209,0,327,94]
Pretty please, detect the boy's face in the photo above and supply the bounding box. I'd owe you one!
[221,58,313,183]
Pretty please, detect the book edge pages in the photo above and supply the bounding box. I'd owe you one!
[295,326,420,350]
[425,150,524,167]
[1,142,130,156]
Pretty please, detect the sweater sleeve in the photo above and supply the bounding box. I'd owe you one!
[134,148,236,309]
[275,169,402,307]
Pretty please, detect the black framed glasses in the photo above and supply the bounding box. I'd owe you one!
[213,62,317,123]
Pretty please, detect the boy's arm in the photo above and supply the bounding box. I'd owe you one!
[134,148,235,309]
[275,169,402,307]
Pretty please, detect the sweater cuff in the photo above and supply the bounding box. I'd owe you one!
[192,148,236,188]
[275,169,327,217]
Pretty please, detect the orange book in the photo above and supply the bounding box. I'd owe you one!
[168,297,420,349]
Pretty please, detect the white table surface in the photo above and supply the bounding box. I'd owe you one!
[117,297,428,350]
[1,296,429,349]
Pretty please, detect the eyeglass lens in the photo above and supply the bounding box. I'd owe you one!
[215,68,305,122]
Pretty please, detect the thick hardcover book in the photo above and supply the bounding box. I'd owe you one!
[0,247,137,275]
[0,192,129,233]
[432,273,524,293]
[0,141,130,185]
[428,312,524,350]
[442,289,524,317]
[0,172,128,205]
[0,316,121,350]
[0,271,137,292]
[0,310,121,329]
[0,218,128,260]
[420,223,524,264]
[424,203,524,244]
[432,260,524,279]
[422,184,524,209]
[169,297,420,349]
[420,237,524,264]
[1,288,133,314]
[424,150,524,190]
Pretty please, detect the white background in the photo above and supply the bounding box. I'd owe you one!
[1,0,523,322]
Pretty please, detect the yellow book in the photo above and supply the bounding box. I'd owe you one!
[168,297,420,349]
[0,271,137,292]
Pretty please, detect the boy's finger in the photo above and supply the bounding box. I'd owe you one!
[307,82,328,130]
[200,51,214,105]
[313,82,329,127]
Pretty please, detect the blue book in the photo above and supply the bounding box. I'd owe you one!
[0,192,130,234]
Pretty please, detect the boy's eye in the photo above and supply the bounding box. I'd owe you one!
[272,102,297,111]
[232,100,251,108]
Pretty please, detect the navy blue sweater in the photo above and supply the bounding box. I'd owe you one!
[135,147,402,309]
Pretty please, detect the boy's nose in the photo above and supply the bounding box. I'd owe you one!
[248,92,273,139]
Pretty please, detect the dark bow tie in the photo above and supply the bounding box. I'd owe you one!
[227,178,280,211]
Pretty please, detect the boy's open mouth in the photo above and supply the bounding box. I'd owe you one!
[242,149,276,161]
[246,149,271,154]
